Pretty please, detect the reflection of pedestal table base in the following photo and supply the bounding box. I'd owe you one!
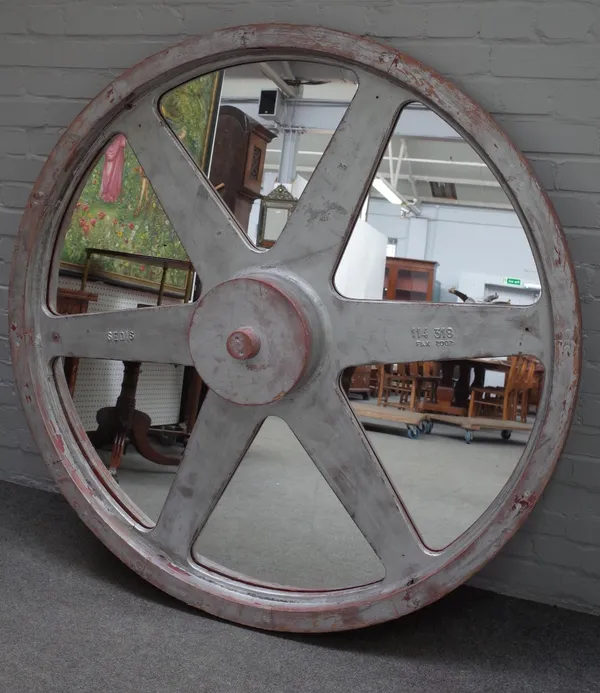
[88,361,180,478]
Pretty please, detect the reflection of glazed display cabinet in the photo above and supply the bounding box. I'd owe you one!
[383,257,438,302]
[349,258,438,398]
[208,105,276,231]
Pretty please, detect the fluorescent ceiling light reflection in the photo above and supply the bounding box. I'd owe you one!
[372,176,403,205]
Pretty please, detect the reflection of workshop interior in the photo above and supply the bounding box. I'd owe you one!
[57,60,543,559]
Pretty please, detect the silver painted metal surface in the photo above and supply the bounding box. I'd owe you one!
[8,25,580,633]
[189,276,312,405]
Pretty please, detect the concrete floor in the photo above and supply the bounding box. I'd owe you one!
[105,409,529,590]
[2,481,600,693]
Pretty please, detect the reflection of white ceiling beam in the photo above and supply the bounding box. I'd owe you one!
[380,173,501,188]
[372,177,404,205]
[393,139,405,189]
[222,98,461,139]
[259,63,300,98]
[372,176,421,216]
[400,138,418,199]
[419,196,513,210]
[262,161,507,209]
[279,61,296,82]
[399,158,487,167]
[264,161,501,188]
[387,143,395,189]
[270,149,490,171]
[383,139,421,215]
[386,140,407,190]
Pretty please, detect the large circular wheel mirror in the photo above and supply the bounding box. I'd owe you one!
[9,25,580,632]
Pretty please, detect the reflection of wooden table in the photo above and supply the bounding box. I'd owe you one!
[420,358,510,414]
[56,288,98,396]
[347,365,372,399]
[81,248,194,477]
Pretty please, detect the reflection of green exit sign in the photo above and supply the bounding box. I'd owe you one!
[503,277,522,287]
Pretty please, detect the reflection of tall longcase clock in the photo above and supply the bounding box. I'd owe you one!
[208,105,276,231]
[182,107,276,433]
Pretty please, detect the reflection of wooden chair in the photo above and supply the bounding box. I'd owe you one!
[468,356,523,420]
[378,363,421,410]
[517,357,538,422]
[369,366,380,397]
[418,361,442,406]
[527,363,544,413]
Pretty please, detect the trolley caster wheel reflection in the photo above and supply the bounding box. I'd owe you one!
[464,431,474,444]
[501,430,512,441]
[407,426,420,440]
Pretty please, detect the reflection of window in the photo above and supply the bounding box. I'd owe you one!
[386,238,397,257]
[430,181,457,199]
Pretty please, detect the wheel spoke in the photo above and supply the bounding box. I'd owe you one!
[269,74,408,288]
[41,303,195,365]
[120,94,257,293]
[150,391,265,559]
[332,298,549,368]
[280,381,433,581]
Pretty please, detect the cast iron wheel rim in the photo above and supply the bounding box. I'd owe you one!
[8,24,580,633]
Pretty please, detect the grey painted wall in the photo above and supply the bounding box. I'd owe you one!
[1,0,600,614]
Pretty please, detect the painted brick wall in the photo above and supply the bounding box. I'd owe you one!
[2,0,600,612]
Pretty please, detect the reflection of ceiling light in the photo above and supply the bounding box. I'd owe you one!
[372,177,403,205]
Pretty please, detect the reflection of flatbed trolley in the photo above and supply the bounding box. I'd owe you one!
[426,414,533,444]
[352,403,427,439]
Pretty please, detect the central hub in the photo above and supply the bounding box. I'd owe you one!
[189,276,315,405]
[226,327,261,361]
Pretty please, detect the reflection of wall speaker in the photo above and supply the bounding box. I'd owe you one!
[258,89,280,117]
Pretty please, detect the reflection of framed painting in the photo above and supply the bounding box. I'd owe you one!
[60,72,223,290]
[257,185,298,248]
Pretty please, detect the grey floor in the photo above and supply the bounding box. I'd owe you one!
[1,481,600,692]
[110,414,529,589]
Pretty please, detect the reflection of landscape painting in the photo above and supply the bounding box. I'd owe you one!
[61,73,222,289]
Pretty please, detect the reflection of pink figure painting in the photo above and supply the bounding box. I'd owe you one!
[100,134,127,203]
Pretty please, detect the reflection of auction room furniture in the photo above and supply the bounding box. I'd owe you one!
[419,361,442,406]
[56,288,98,396]
[468,356,526,420]
[378,363,421,410]
[257,184,298,248]
[527,363,545,413]
[364,258,438,401]
[208,105,276,232]
[377,362,441,411]
[467,356,543,423]
[81,248,195,476]
[383,257,438,301]
[178,107,276,437]
[423,357,510,416]
[346,365,372,399]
